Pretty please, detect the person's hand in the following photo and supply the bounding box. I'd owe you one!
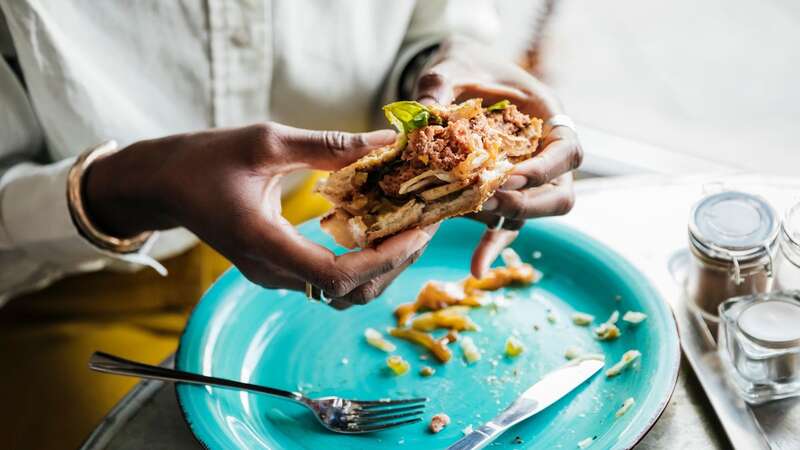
[83,123,438,309]
[412,38,583,278]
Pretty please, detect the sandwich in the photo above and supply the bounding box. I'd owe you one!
[316,98,543,248]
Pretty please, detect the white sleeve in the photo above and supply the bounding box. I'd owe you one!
[0,57,164,304]
[381,0,502,104]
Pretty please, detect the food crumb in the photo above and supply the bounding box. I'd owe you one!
[505,336,525,357]
[533,324,540,331]
[461,336,481,363]
[615,397,635,417]
[571,312,594,326]
[622,311,647,325]
[546,312,557,324]
[513,436,524,444]
[462,424,474,435]
[386,355,410,375]
[564,346,583,360]
[419,366,435,377]
[340,357,349,365]
[577,436,596,448]
[606,350,641,377]
[532,251,542,259]
[593,323,620,341]
[365,328,397,352]
[429,413,451,433]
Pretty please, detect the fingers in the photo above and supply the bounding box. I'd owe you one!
[485,173,575,220]
[332,238,432,306]
[262,218,437,300]
[501,128,583,191]
[272,123,396,170]
[470,228,520,279]
[414,71,455,106]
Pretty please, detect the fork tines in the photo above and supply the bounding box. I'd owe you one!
[346,397,428,432]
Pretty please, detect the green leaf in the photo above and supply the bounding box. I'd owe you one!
[382,101,435,134]
[486,99,511,112]
[383,101,437,149]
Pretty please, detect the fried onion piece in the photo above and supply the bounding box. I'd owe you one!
[394,282,481,326]
[463,264,538,294]
[389,327,453,363]
[412,306,478,332]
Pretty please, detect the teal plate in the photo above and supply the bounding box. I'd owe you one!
[176,218,679,450]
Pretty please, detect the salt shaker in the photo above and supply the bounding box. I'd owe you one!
[718,291,800,404]
[686,191,779,333]
[773,201,800,291]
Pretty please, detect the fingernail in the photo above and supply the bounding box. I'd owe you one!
[483,197,498,211]
[501,175,527,191]
[363,129,397,147]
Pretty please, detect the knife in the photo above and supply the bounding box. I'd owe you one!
[447,358,604,450]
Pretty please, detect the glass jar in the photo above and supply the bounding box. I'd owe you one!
[773,201,800,291]
[718,291,800,404]
[686,191,779,334]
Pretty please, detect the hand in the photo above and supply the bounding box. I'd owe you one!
[412,38,583,278]
[83,123,438,309]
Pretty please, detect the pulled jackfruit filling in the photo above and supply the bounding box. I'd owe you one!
[342,99,534,220]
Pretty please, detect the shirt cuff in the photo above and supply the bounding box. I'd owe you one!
[380,35,445,108]
[0,158,166,275]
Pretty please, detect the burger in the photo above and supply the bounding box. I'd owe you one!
[316,98,543,248]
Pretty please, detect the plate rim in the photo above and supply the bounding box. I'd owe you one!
[175,219,681,450]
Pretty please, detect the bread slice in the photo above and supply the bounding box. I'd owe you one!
[319,159,513,248]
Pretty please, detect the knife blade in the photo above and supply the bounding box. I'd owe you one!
[447,358,604,450]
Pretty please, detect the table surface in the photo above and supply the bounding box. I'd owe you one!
[82,173,800,449]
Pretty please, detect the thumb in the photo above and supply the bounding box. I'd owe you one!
[414,71,455,106]
[276,124,397,170]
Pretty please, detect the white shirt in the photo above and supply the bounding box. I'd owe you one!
[0,0,543,304]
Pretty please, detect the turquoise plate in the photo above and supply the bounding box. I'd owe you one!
[176,218,679,449]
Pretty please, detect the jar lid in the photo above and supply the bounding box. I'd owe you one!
[737,297,800,349]
[689,191,779,262]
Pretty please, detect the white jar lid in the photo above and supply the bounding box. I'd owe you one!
[689,191,779,262]
[738,299,800,349]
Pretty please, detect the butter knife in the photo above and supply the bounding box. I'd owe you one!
[447,358,604,450]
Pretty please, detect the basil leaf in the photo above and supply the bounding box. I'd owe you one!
[384,101,437,132]
[383,101,437,149]
[486,99,511,112]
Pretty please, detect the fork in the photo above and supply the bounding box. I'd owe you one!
[89,351,427,433]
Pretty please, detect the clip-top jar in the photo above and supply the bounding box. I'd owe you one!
[686,191,779,333]
[774,201,800,291]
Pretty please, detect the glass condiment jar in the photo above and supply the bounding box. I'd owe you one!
[773,201,800,291]
[686,191,779,334]
[718,291,800,404]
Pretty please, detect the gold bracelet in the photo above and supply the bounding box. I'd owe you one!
[66,141,153,254]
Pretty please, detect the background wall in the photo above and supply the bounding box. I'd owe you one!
[537,0,799,175]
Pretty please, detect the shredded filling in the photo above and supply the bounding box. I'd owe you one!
[347,101,536,223]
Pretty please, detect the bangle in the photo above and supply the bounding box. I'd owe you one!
[67,141,153,254]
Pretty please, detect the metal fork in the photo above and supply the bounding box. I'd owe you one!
[89,351,427,433]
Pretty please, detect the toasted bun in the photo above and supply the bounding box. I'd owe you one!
[316,144,399,205]
[320,163,511,249]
